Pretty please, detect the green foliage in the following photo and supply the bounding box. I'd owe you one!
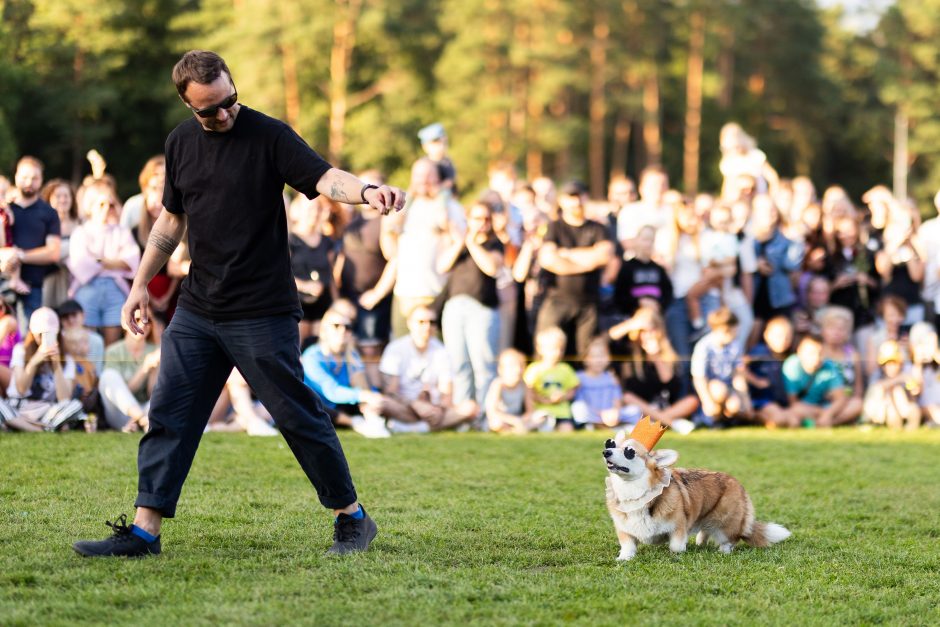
[0,0,933,205]
[1,429,940,624]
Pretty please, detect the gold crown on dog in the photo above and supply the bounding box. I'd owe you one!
[629,416,667,450]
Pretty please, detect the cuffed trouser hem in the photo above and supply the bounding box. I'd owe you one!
[135,492,179,518]
[318,491,359,510]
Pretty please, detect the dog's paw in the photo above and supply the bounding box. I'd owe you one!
[616,550,636,562]
[719,543,734,554]
[695,530,708,546]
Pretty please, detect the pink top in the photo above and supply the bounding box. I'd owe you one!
[66,223,141,297]
[0,327,20,367]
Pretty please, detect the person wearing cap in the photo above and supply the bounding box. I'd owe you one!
[418,123,457,192]
[73,50,405,558]
[0,307,84,431]
[862,339,921,429]
[301,303,391,438]
[536,180,614,357]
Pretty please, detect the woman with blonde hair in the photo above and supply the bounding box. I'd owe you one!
[719,122,779,198]
[609,305,698,433]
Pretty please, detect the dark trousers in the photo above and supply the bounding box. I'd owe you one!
[535,295,598,358]
[135,307,357,517]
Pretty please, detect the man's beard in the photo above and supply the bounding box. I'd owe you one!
[18,187,38,200]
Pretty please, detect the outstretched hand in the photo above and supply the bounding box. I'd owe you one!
[365,185,406,216]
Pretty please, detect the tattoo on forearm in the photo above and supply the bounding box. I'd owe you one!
[148,230,179,257]
[330,177,351,203]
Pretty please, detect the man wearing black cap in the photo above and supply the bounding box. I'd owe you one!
[73,50,405,558]
[536,181,614,357]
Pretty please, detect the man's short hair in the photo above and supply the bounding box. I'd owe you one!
[16,155,44,174]
[707,307,738,331]
[560,180,588,198]
[799,333,823,348]
[172,50,232,99]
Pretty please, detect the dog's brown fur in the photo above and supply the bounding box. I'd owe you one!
[604,436,790,560]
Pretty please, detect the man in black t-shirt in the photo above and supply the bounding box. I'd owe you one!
[74,50,404,559]
[536,181,614,357]
[0,156,61,325]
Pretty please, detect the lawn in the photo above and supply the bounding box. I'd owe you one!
[2,428,939,626]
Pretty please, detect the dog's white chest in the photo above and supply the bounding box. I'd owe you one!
[613,509,673,544]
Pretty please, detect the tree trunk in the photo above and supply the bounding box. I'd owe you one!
[717,23,734,109]
[588,11,610,198]
[610,109,631,179]
[683,10,705,195]
[642,70,662,167]
[328,0,362,165]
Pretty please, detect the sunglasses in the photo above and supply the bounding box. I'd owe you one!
[188,91,238,118]
[330,321,351,330]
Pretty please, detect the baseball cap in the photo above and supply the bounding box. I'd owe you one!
[876,340,903,365]
[28,307,60,336]
[418,122,446,144]
[57,299,84,318]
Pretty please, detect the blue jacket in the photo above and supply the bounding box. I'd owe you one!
[749,230,804,310]
[300,343,365,408]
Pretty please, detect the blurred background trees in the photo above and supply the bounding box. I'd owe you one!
[0,0,934,211]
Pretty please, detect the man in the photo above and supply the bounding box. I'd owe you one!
[301,303,391,439]
[385,158,464,338]
[73,50,405,558]
[1,156,61,325]
[536,181,614,357]
[379,305,477,432]
[616,166,668,249]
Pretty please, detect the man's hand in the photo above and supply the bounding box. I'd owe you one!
[359,289,382,311]
[121,284,151,336]
[364,185,406,216]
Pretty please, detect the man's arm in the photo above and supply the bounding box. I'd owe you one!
[316,168,405,215]
[121,209,187,335]
[559,240,615,270]
[20,235,61,265]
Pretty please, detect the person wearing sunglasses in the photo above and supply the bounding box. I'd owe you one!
[74,50,406,559]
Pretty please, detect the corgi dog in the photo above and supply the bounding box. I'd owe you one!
[603,432,790,561]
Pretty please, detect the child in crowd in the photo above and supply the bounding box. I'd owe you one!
[613,225,673,318]
[783,334,854,427]
[524,326,579,432]
[819,306,863,423]
[688,203,739,337]
[865,295,908,379]
[909,322,940,426]
[691,308,750,425]
[862,340,921,430]
[62,327,99,431]
[571,337,627,428]
[485,348,549,434]
[0,178,30,296]
[746,316,794,428]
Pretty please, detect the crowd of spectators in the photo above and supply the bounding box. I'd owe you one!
[1,120,938,436]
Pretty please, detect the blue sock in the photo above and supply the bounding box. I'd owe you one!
[336,505,364,522]
[130,524,158,543]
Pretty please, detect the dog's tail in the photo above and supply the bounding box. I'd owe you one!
[743,521,791,548]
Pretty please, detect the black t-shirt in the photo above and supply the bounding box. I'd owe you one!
[11,199,61,287]
[162,106,332,319]
[543,218,609,302]
[447,237,503,308]
[623,359,685,406]
[827,247,879,328]
[340,213,385,299]
[613,257,673,317]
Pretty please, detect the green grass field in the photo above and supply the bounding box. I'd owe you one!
[2,428,939,626]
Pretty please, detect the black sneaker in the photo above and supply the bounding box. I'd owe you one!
[72,514,161,558]
[327,508,377,555]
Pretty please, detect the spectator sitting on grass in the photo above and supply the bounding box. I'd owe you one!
[909,322,940,426]
[0,307,83,431]
[57,300,105,379]
[99,319,160,433]
[524,326,579,432]
[485,348,549,434]
[571,337,626,429]
[819,306,863,424]
[783,334,855,427]
[205,369,279,437]
[379,305,477,432]
[0,299,20,393]
[745,316,795,428]
[62,326,98,431]
[301,302,391,439]
[691,307,750,426]
[862,340,921,430]
[610,306,698,434]
[865,295,908,380]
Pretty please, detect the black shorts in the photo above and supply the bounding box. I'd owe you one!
[355,297,392,346]
[554,418,587,431]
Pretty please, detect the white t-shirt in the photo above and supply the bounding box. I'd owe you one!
[379,336,452,404]
[700,229,739,265]
[6,343,77,401]
[655,231,703,298]
[617,201,673,242]
[393,194,466,299]
[720,148,768,193]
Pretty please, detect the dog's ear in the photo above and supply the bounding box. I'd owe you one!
[613,430,628,446]
[651,449,679,468]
